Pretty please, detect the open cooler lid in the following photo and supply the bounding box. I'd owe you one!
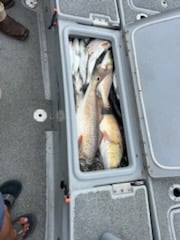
[56,0,120,28]
[125,9,180,177]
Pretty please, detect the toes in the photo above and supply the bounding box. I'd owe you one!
[15,221,30,240]
[17,217,28,224]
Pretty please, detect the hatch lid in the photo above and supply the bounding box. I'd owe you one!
[70,184,152,240]
[169,208,180,240]
[125,9,180,177]
[56,0,120,28]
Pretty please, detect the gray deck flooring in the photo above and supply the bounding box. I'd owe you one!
[0,1,52,239]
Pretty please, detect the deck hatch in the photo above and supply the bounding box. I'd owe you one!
[56,0,120,28]
[125,9,180,177]
[70,185,153,240]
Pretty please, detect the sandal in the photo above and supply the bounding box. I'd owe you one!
[0,15,29,40]
[13,214,36,240]
[1,0,15,9]
[0,180,22,208]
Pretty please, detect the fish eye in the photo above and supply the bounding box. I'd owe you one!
[97,77,101,81]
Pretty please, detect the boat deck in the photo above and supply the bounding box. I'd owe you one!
[0,1,52,239]
[1,1,180,240]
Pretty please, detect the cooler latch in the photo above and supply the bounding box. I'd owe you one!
[60,180,70,203]
[112,183,133,195]
[48,8,58,29]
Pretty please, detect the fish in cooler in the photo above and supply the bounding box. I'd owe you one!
[70,37,125,170]
[73,72,84,110]
[72,38,80,76]
[99,111,123,169]
[79,40,89,84]
[97,51,123,169]
[86,39,111,85]
[76,67,105,167]
[97,50,113,109]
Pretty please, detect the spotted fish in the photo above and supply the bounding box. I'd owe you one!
[76,68,107,166]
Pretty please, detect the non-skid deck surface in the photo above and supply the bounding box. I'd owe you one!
[132,0,180,12]
[73,187,152,240]
[173,210,180,239]
[151,178,180,240]
[0,1,51,239]
[58,0,118,21]
[119,0,180,26]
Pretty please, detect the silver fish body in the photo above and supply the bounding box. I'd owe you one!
[79,40,89,84]
[98,72,113,108]
[97,50,113,108]
[69,40,74,73]
[74,72,84,111]
[72,38,80,76]
[87,39,110,55]
[86,40,111,85]
[113,73,120,100]
[100,50,113,72]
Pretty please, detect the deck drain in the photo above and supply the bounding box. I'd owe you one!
[33,109,47,122]
[161,0,168,8]
[136,13,148,20]
[169,184,180,201]
[23,0,38,9]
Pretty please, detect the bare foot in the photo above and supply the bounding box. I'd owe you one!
[13,217,30,240]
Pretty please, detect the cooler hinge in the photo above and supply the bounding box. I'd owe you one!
[112,182,133,194]
[112,181,144,195]
[92,15,119,29]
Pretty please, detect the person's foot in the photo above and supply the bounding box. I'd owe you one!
[13,214,36,240]
[0,15,29,40]
[0,180,22,209]
[13,217,30,240]
[1,0,15,9]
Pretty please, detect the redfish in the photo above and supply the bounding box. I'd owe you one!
[99,111,123,169]
[76,68,106,166]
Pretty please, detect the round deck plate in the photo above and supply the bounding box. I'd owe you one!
[33,109,47,122]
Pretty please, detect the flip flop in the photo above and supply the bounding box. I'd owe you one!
[13,214,36,240]
[1,0,15,9]
[0,180,22,208]
[0,15,29,40]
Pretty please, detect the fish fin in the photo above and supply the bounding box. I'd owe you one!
[78,135,83,147]
[102,64,108,71]
[101,42,109,47]
[102,131,110,141]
